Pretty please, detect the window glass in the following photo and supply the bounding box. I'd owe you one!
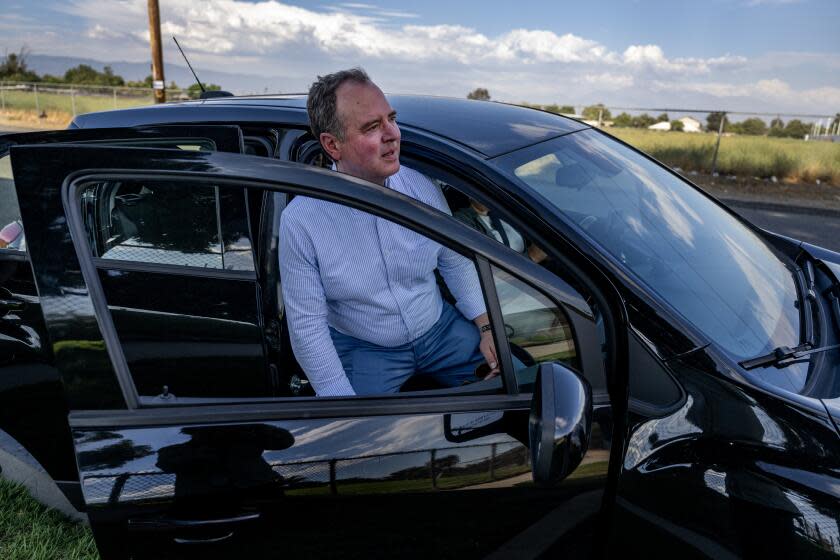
[493,130,805,386]
[491,264,577,392]
[0,155,25,252]
[278,196,502,398]
[81,180,254,271]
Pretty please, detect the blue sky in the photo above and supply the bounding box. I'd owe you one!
[1,0,838,114]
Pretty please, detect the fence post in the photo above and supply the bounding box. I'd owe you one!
[113,87,118,109]
[598,107,604,128]
[34,84,40,116]
[70,89,76,116]
[710,111,725,177]
[0,81,4,111]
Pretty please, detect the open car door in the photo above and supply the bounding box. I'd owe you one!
[0,125,245,511]
[11,144,619,559]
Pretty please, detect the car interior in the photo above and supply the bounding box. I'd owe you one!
[68,129,574,401]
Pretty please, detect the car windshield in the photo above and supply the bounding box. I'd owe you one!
[493,129,802,369]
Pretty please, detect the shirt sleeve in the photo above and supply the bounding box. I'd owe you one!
[279,209,356,397]
[414,174,487,321]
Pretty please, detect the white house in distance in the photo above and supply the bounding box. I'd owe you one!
[647,116,703,132]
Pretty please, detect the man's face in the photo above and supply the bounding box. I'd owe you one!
[325,81,400,185]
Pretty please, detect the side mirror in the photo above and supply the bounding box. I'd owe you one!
[529,362,592,486]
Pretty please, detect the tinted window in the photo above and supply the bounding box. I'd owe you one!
[492,265,577,392]
[494,130,802,370]
[278,196,503,398]
[81,180,254,271]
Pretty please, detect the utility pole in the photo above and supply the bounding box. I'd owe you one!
[710,112,726,177]
[147,0,166,103]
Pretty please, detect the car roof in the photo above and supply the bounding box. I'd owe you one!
[71,94,587,158]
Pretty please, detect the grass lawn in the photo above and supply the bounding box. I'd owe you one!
[0,479,98,560]
[608,128,840,185]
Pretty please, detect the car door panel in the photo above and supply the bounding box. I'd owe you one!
[0,126,249,491]
[14,145,620,558]
[73,404,612,558]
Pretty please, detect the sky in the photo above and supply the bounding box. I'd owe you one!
[1,0,839,116]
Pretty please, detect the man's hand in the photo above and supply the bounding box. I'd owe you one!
[473,313,500,379]
[479,331,500,379]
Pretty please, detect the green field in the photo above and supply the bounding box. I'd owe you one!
[0,479,97,560]
[608,128,840,185]
[0,88,154,117]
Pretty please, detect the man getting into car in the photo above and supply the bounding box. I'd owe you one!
[279,68,498,396]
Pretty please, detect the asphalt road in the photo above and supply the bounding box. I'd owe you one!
[725,201,840,253]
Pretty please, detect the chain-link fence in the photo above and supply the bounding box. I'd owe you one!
[0,80,193,117]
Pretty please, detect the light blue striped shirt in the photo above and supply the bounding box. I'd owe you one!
[279,165,486,396]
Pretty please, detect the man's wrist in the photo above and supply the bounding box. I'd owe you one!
[478,323,492,335]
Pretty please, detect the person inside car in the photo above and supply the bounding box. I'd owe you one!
[279,68,499,397]
[454,199,547,264]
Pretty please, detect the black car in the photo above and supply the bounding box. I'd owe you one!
[1,95,839,559]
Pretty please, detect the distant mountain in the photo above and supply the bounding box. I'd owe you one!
[26,54,287,95]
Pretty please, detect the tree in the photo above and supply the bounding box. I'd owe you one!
[187,82,222,99]
[542,104,575,115]
[783,119,810,139]
[613,112,633,127]
[126,75,154,89]
[467,88,490,101]
[632,113,655,128]
[582,104,611,121]
[0,48,39,82]
[670,120,684,132]
[655,113,669,123]
[706,112,730,133]
[733,117,767,136]
[62,64,124,86]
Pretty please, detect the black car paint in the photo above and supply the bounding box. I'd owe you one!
[10,143,614,558]
[0,95,836,557]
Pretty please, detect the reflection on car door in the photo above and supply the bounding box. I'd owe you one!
[0,125,248,498]
[12,144,618,559]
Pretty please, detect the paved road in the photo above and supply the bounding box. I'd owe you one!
[726,201,840,253]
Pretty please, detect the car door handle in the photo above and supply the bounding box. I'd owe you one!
[127,511,260,532]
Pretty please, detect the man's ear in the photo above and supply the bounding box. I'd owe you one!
[320,132,341,161]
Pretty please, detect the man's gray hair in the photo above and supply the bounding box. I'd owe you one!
[307,67,373,141]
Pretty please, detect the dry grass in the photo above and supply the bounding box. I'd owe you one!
[607,128,840,186]
[0,109,72,130]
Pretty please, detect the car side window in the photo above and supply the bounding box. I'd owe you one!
[491,264,578,392]
[0,155,24,252]
[81,180,255,271]
[277,196,504,398]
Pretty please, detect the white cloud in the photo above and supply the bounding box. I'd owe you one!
[60,0,737,74]
[3,0,835,114]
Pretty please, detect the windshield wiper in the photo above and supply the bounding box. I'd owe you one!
[740,343,840,370]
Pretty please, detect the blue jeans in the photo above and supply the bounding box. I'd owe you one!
[329,303,485,394]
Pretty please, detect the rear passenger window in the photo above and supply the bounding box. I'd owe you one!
[81,180,255,271]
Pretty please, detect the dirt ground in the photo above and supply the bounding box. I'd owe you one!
[674,171,840,211]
